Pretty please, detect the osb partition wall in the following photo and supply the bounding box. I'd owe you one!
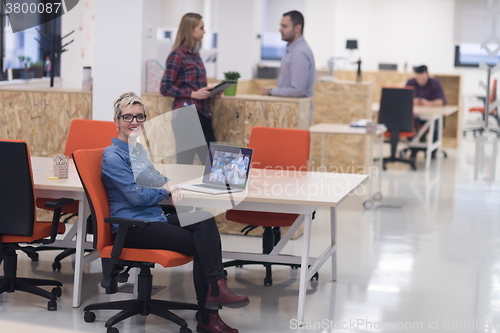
[236,79,276,95]
[333,70,462,147]
[0,90,91,157]
[310,80,373,173]
[212,95,310,147]
[211,98,245,146]
[141,93,181,164]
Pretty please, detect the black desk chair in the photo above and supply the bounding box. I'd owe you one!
[378,87,417,170]
[0,140,74,310]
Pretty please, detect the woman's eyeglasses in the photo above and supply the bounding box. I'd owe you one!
[118,114,147,123]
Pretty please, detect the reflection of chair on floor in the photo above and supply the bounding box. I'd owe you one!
[35,119,117,270]
[378,87,417,170]
[465,78,500,137]
[223,127,316,286]
[0,140,74,311]
[73,148,197,333]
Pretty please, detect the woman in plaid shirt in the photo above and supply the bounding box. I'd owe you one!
[161,14,244,333]
[160,13,221,166]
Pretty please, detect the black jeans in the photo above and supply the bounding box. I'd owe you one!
[123,211,226,310]
[173,112,216,165]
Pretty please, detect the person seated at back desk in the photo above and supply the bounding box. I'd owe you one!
[405,65,446,158]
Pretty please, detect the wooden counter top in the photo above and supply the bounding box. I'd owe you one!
[0,86,91,94]
[142,92,310,103]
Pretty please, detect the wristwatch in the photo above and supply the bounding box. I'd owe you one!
[268,88,273,96]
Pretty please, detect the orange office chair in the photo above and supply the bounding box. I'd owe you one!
[34,119,117,270]
[223,127,315,286]
[73,148,197,333]
[0,140,74,310]
[467,78,500,137]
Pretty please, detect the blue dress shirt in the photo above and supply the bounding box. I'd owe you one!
[101,138,170,233]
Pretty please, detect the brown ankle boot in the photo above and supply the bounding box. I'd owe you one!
[205,279,249,310]
[197,312,238,333]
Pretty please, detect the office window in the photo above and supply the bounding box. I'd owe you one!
[454,43,500,68]
[2,9,61,77]
[261,32,285,60]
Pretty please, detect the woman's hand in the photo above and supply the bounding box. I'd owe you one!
[191,87,211,100]
[163,182,184,205]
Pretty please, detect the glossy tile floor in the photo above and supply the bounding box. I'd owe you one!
[1,134,499,333]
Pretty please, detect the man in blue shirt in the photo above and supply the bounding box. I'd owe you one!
[261,10,316,122]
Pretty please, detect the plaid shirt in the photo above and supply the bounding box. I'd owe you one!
[160,45,211,119]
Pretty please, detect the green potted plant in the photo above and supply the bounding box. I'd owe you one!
[18,56,35,79]
[223,71,241,96]
[30,60,44,78]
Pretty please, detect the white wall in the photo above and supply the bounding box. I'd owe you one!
[93,0,157,120]
[158,0,203,29]
[330,0,455,73]
[60,0,94,89]
[217,0,262,80]
[327,0,490,96]
[265,0,305,33]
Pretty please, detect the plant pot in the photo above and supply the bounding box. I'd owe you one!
[32,66,43,78]
[20,71,35,79]
[224,82,238,96]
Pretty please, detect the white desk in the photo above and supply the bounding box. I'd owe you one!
[32,157,98,308]
[372,103,458,169]
[163,164,367,326]
[32,159,367,325]
[309,123,385,209]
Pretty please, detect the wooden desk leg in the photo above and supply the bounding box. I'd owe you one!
[331,206,337,281]
[297,211,313,327]
[321,133,325,169]
[72,199,89,308]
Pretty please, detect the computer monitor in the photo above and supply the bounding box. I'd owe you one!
[346,40,358,50]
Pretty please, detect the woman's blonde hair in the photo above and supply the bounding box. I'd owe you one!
[172,13,203,51]
[113,92,146,118]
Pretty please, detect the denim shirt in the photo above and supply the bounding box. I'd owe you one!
[101,138,170,233]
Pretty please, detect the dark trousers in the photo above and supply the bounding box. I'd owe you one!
[173,112,216,165]
[123,211,226,311]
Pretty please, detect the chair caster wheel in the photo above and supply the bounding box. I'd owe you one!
[51,287,62,297]
[47,300,57,311]
[180,328,192,333]
[195,311,199,320]
[224,269,227,277]
[311,272,319,281]
[29,253,39,262]
[236,265,243,268]
[52,262,62,271]
[291,265,299,269]
[84,311,96,323]
[363,200,373,210]
[264,277,273,286]
[107,327,119,333]
[373,192,383,201]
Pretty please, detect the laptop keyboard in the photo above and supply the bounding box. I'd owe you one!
[192,184,230,190]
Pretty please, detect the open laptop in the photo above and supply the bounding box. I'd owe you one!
[180,144,253,195]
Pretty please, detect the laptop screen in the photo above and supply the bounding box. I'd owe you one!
[202,144,253,189]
